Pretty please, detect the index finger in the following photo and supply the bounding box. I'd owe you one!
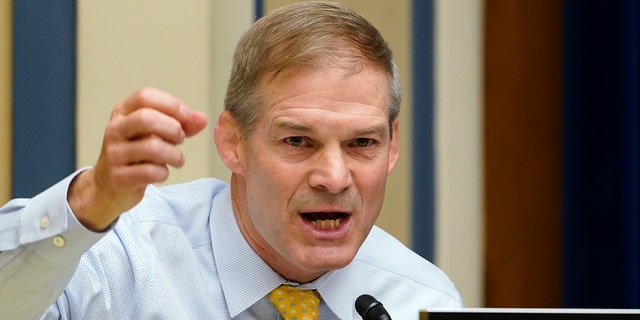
[114,87,207,137]
[116,86,195,133]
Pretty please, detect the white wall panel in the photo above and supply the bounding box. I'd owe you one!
[435,0,484,307]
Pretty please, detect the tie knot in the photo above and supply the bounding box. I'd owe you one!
[268,285,320,320]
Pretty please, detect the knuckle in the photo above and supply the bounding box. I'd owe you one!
[140,164,169,183]
[133,86,158,106]
[136,86,157,99]
[143,138,163,155]
[102,145,124,167]
[134,108,156,127]
[103,121,121,139]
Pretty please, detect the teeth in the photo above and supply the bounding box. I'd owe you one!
[310,218,342,230]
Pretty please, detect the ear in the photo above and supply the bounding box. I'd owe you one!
[387,119,400,175]
[214,110,245,175]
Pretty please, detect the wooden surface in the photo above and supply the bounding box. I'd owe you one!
[483,0,563,307]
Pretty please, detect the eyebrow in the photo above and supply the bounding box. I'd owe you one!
[273,119,389,136]
[273,119,312,132]
[356,124,389,136]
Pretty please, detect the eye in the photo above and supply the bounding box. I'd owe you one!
[284,136,307,147]
[350,138,376,148]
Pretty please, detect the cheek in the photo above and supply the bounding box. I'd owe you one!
[247,148,304,199]
[358,169,389,216]
[244,156,295,222]
[360,160,390,189]
[247,163,289,203]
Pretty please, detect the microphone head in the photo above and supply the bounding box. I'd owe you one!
[355,294,391,319]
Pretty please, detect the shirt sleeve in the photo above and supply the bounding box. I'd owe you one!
[0,168,113,319]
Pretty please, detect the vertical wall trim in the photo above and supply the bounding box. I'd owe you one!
[434,0,484,307]
[255,0,263,19]
[411,0,435,261]
[12,0,76,197]
[1,0,12,205]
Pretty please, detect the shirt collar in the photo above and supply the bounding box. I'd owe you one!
[210,186,283,317]
[210,186,355,319]
[305,266,356,320]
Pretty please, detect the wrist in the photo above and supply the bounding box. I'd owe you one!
[67,169,118,232]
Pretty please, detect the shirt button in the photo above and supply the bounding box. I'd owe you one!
[39,215,50,229]
[53,236,66,248]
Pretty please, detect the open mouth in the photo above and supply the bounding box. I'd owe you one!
[301,212,348,230]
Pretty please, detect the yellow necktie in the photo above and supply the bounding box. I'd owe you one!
[268,285,320,320]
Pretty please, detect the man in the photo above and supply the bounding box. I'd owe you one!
[0,2,462,319]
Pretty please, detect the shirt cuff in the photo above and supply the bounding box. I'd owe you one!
[22,167,114,266]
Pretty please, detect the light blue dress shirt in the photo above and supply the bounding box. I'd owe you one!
[0,170,463,319]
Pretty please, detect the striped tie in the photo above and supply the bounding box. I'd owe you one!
[268,285,320,320]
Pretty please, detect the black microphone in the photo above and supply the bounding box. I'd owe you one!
[355,294,392,320]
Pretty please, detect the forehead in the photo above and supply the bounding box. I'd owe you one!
[259,62,390,120]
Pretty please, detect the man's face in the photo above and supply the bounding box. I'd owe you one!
[230,62,399,283]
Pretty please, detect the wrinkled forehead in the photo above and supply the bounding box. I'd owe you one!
[254,64,390,137]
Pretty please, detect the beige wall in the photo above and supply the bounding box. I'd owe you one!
[264,0,413,246]
[0,0,11,204]
[434,0,484,307]
[76,1,254,184]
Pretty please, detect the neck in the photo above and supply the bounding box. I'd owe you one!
[228,174,325,283]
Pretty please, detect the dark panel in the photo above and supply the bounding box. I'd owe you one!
[562,0,639,308]
[12,0,76,197]
[411,0,436,261]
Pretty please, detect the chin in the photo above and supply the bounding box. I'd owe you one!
[284,248,357,283]
[303,247,357,271]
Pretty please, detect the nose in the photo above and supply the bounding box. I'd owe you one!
[308,146,353,194]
